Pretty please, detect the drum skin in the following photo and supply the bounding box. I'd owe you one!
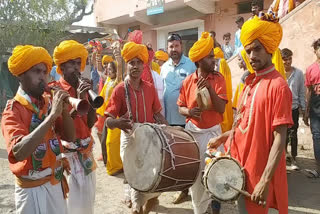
[123,123,201,192]
[203,156,245,202]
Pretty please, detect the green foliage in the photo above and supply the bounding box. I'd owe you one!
[0,0,93,54]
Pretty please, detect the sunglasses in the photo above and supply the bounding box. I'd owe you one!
[167,34,182,42]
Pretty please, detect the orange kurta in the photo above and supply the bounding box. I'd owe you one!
[225,66,293,214]
[177,70,227,129]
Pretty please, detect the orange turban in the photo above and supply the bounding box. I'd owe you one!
[121,42,148,64]
[8,45,52,76]
[214,47,225,59]
[155,50,169,62]
[240,15,282,54]
[102,55,113,65]
[189,32,214,62]
[53,40,88,75]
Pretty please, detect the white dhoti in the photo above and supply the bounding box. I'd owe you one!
[185,121,223,214]
[64,152,96,214]
[15,181,67,214]
[120,130,160,212]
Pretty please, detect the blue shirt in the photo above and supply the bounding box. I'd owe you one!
[234,29,243,55]
[161,55,196,125]
[50,66,61,81]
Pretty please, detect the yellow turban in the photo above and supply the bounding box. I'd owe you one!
[189,32,214,62]
[121,42,148,64]
[53,40,88,75]
[155,50,169,62]
[8,45,52,76]
[240,15,282,54]
[102,55,113,65]
[214,47,225,59]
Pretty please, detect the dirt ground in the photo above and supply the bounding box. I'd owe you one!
[0,120,320,214]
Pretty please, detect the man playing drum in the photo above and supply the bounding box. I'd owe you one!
[1,45,75,213]
[104,41,167,214]
[177,32,228,214]
[52,40,97,214]
[208,13,293,214]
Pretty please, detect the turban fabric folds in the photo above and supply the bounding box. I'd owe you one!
[240,15,283,54]
[8,45,52,76]
[121,42,148,64]
[155,50,169,62]
[53,40,88,75]
[189,32,214,62]
[102,55,113,65]
[214,47,225,59]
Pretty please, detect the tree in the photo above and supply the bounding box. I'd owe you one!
[0,0,94,54]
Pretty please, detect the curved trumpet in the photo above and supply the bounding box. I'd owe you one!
[78,77,104,109]
[45,86,90,115]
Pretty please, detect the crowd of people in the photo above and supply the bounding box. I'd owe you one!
[1,0,319,214]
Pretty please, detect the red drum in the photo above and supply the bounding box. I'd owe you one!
[123,123,200,192]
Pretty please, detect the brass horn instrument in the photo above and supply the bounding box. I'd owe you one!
[78,77,104,109]
[45,86,90,115]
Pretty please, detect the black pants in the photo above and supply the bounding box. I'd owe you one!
[286,108,299,159]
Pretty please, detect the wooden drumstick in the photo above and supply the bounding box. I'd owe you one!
[224,182,251,198]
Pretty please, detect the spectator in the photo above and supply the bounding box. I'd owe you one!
[221,33,234,60]
[250,0,262,19]
[234,16,244,55]
[304,38,320,178]
[50,65,61,81]
[281,48,306,170]
[209,31,221,48]
[268,0,296,19]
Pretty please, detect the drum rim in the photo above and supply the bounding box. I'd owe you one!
[203,156,245,202]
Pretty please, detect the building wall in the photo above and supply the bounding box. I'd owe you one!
[94,0,134,23]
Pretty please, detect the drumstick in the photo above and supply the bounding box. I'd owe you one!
[224,182,251,198]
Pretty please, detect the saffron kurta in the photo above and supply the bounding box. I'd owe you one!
[226,66,293,214]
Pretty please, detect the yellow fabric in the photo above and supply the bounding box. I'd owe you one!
[218,59,233,133]
[214,47,225,59]
[240,16,283,54]
[102,55,113,65]
[240,49,254,74]
[96,77,117,116]
[53,40,88,75]
[272,48,286,79]
[232,82,245,109]
[152,61,161,74]
[106,127,122,175]
[8,45,52,76]
[121,42,148,64]
[189,32,214,62]
[273,0,295,13]
[155,50,169,62]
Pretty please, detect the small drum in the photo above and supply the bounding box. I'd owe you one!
[196,87,213,110]
[123,123,200,192]
[203,156,245,202]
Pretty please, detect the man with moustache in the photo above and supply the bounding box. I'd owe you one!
[52,40,97,214]
[1,45,75,214]
[178,32,227,214]
[105,41,167,214]
[250,0,262,19]
[208,14,293,213]
[160,33,196,203]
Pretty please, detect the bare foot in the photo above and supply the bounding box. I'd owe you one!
[121,199,132,208]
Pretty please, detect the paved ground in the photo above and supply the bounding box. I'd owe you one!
[0,121,320,214]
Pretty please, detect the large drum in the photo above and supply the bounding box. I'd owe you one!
[203,156,245,202]
[123,123,200,192]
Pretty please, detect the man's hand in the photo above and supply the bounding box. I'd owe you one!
[251,180,269,207]
[197,76,210,90]
[208,135,225,149]
[116,118,133,133]
[50,90,69,120]
[189,107,202,119]
[77,78,92,100]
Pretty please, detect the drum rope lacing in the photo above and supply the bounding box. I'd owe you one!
[149,124,200,191]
